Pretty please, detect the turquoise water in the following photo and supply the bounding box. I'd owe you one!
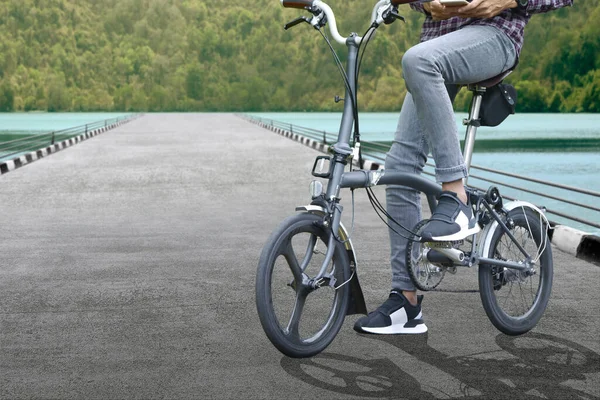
[0,112,134,162]
[250,112,600,234]
[0,112,132,134]
[250,112,600,140]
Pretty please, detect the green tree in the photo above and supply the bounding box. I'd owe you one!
[47,74,71,112]
[581,70,600,112]
[0,0,595,112]
[0,80,15,112]
[185,63,204,101]
[515,80,549,113]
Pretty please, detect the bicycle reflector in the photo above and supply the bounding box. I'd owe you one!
[312,155,331,178]
[309,180,324,199]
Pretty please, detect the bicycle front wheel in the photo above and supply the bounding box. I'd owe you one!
[479,207,553,335]
[255,213,350,358]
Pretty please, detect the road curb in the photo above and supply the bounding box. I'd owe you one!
[0,115,142,175]
[550,225,600,266]
[243,114,600,265]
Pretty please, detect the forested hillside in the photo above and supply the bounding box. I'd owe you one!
[0,0,597,112]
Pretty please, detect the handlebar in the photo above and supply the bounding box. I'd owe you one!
[281,0,416,9]
[281,0,408,45]
[280,0,316,9]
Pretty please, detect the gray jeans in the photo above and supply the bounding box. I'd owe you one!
[384,25,517,292]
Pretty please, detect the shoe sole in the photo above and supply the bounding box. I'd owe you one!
[424,224,481,242]
[357,321,428,335]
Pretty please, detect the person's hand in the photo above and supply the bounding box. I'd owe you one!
[456,0,518,19]
[423,0,464,21]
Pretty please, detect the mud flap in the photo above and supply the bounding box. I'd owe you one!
[297,205,367,315]
[346,260,367,316]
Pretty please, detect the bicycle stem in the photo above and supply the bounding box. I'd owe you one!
[325,39,359,203]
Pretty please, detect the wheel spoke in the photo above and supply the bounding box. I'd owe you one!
[503,282,513,309]
[282,240,304,283]
[529,275,536,305]
[286,290,308,339]
[493,223,542,317]
[518,280,527,314]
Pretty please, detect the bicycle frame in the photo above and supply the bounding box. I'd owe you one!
[255,2,553,357]
[285,0,540,293]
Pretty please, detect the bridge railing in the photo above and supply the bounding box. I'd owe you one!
[0,116,134,162]
[253,117,339,145]
[361,140,600,231]
[245,115,600,233]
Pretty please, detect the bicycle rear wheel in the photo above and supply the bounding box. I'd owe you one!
[255,213,350,358]
[479,207,553,335]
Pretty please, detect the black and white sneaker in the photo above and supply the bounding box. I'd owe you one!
[420,191,481,242]
[353,291,427,335]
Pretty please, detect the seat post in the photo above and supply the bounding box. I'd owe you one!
[462,85,485,184]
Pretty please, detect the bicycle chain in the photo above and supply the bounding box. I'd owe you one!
[425,240,464,248]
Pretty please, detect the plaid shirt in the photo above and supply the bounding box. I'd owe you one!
[410,0,573,55]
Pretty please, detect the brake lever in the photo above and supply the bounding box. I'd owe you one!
[382,6,405,25]
[284,16,311,30]
[313,11,328,29]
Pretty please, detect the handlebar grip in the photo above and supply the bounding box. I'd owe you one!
[281,0,315,10]
[391,0,415,4]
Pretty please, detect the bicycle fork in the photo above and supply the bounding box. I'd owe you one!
[314,203,344,285]
[310,37,361,286]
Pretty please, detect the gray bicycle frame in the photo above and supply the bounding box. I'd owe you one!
[325,36,442,205]
[311,28,533,283]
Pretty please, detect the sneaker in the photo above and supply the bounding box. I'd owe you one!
[420,191,481,242]
[353,291,427,335]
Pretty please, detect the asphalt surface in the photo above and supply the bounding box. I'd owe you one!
[1,113,598,399]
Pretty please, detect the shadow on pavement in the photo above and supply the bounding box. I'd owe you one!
[280,332,600,399]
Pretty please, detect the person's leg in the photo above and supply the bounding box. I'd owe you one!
[353,94,428,334]
[385,85,460,305]
[354,25,516,335]
[402,25,516,185]
[353,85,460,335]
[401,25,517,242]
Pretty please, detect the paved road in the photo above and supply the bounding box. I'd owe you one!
[1,114,598,399]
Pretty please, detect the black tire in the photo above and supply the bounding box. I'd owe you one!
[406,219,447,291]
[255,213,350,358]
[479,208,553,335]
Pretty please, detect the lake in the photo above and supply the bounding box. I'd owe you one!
[249,112,600,234]
[0,112,133,134]
[0,112,134,161]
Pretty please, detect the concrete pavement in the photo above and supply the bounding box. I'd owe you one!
[1,114,598,399]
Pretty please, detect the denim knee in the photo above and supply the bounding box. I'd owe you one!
[401,46,437,89]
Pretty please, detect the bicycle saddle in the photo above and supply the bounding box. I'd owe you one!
[473,70,513,88]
